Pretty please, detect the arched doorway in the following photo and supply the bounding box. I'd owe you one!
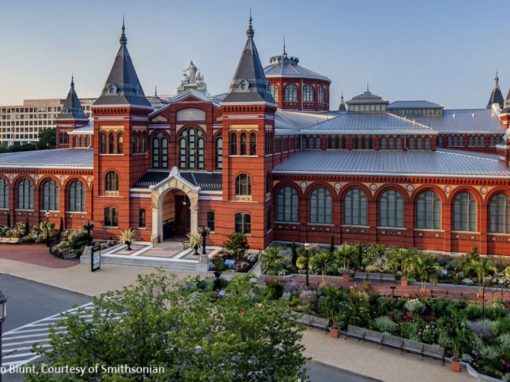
[161,190,191,240]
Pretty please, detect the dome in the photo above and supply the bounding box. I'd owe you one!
[263,53,330,82]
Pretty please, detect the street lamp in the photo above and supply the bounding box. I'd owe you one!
[201,227,209,255]
[304,243,311,287]
[0,291,7,382]
[44,211,51,248]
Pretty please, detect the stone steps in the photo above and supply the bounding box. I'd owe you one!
[100,254,197,272]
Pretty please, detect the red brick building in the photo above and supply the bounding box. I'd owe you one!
[1,18,510,254]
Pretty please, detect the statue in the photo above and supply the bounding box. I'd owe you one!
[177,60,208,94]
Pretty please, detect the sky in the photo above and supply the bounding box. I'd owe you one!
[0,0,509,109]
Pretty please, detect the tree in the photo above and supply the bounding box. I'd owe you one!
[309,249,331,279]
[387,247,418,280]
[409,252,440,291]
[261,246,285,275]
[463,256,497,293]
[36,127,56,149]
[224,232,249,261]
[27,272,308,382]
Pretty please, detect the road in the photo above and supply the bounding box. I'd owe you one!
[307,361,383,382]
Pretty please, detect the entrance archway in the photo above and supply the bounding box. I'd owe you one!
[161,190,191,240]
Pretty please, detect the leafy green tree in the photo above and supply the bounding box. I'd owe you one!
[409,252,440,290]
[36,127,56,149]
[27,272,308,382]
[387,247,418,280]
[463,256,497,293]
[309,249,331,278]
[261,246,285,275]
[224,232,249,261]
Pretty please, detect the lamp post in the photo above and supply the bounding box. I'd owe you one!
[83,220,94,245]
[0,291,7,382]
[304,243,311,287]
[44,211,51,248]
[201,227,209,255]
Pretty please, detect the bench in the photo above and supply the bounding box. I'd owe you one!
[0,237,19,244]
[364,329,385,344]
[381,333,404,350]
[402,338,425,355]
[345,325,366,340]
[354,272,396,283]
[422,343,445,363]
[295,314,329,331]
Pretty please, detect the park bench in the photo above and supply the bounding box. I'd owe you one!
[0,237,19,244]
[354,272,396,283]
[381,333,404,350]
[295,314,329,331]
[345,325,367,340]
[363,329,385,344]
[422,343,445,363]
[402,338,425,355]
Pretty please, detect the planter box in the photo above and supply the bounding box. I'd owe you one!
[451,360,461,372]
[329,327,341,338]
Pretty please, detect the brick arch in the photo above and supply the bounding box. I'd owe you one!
[63,177,90,192]
[411,185,447,205]
[374,184,410,203]
[178,124,206,138]
[12,175,35,210]
[338,183,373,202]
[103,169,121,192]
[485,187,510,206]
[447,186,482,206]
[272,180,303,197]
[38,176,62,210]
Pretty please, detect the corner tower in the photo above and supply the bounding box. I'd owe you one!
[488,72,504,109]
[91,21,152,239]
[55,76,88,148]
[219,14,276,249]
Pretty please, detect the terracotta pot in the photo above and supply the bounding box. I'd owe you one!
[476,292,484,301]
[341,274,350,284]
[451,360,461,372]
[329,327,341,338]
[401,277,408,288]
[405,311,413,319]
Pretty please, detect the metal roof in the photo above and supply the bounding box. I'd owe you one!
[134,171,222,191]
[413,109,504,134]
[68,120,93,135]
[273,149,510,178]
[388,100,442,109]
[0,149,93,169]
[300,112,434,135]
[347,89,389,105]
[56,77,88,121]
[263,54,330,82]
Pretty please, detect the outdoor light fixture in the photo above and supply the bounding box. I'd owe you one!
[201,226,209,255]
[304,243,311,287]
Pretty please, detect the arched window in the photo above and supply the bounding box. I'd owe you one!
[108,133,114,153]
[0,179,8,209]
[265,172,271,194]
[42,180,59,211]
[105,171,119,192]
[318,87,325,103]
[235,174,251,196]
[152,134,168,169]
[417,137,423,150]
[230,132,237,155]
[408,137,415,150]
[240,133,247,155]
[249,133,257,155]
[310,188,332,224]
[303,85,314,102]
[17,179,33,210]
[270,84,278,102]
[85,136,90,147]
[100,133,106,154]
[104,207,118,227]
[344,189,367,226]
[139,208,146,228]
[67,181,86,212]
[276,187,298,222]
[380,138,387,150]
[235,213,251,234]
[215,136,223,170]
[416,191,441,229]
[284,85,297,102]
[425,137,431,150]
[453,192,476,231]
[179,128,205,170]
[117,134,123,153]
[379,190,404,227]
[489,194,510,233]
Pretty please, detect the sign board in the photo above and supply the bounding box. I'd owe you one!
[91,247,101,272]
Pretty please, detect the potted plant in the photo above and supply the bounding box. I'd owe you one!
[119,228,135,250]
[450,341,462,372]
[186,231,202,255]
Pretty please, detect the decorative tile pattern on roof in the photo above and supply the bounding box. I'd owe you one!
[413,109,504,133]
[273,150,510,178]
[0,149,93,169]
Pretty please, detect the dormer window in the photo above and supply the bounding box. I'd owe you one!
[239,79,250,92]
[108,84,117,95]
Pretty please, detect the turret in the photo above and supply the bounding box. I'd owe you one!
[487,72,504,109]
[55,76,88,148]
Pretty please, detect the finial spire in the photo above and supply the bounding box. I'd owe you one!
[283,36,286,55]
[495,71,499,85]
[120,17,127,45]
[366,81,370,92]
[154,86,158,97]
[71,74,74,88]
[246,9,254,39]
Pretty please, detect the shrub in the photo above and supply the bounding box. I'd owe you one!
[403,298,426,314]
[261,246,286,275]
[373,316,398,334]
[498,333,510,352]
[224,232,249,261]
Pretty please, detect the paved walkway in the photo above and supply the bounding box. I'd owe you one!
[0,244,78,268]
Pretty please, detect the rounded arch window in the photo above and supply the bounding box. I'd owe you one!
[235,174,252,196]
[284,85,297,102]
[42,179,59,211]
[179,127,204,170]
[416,191,441,229]
[453,192,476,232]
[105,171,119,192]
[17,179,34,210]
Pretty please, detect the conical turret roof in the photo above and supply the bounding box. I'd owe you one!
[57,76,88,121]
[487,72,504,109]
[222,15,275,105]
[93,21,151,109]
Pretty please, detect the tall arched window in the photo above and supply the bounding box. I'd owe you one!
[215,136,223,170]
[85,136,90,147]
[284,85,297,102]
[100,133,106,154]
[408,137,415,150]
[318,87,325,103]
[235,213,251,234]
[265,172,271,194]
[303,85,314,102]
[379,190,404,227]
[68,181,86,212]
[139,208,146,228]
[117,134,123,153]
[276,187,298,222]
[42,180,59,211]
[105,171,119,192]
[489,194,510,233]
[453,192,476,231]
[152,134,168,169]
[344,189,367,226]
[17,179,33,210]
[310,188,332,224]
[0,178,8,209]
[270,84,278,102]
[416,191,441,229]
[235,174,251,196]
[104,207,118,227]
[240,133,247,155]
[179,128,205,170]
[108,133,114,153]
[230,132,237,155]
[249,133,257,155]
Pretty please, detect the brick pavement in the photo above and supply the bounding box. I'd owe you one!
[0,244,78,269]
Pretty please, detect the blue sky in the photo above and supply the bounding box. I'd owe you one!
[0,0,508,108]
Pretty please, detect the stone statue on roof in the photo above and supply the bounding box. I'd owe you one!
[178,60,207,94]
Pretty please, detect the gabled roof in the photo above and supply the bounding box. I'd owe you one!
[56,77,88,121]
[413,109,504,134]
[93,22,151,109]
[149,89,221,117]
[133,171,222,191]
[347,88,389,105]
[222,16,275,105]
[487,73,504,109]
